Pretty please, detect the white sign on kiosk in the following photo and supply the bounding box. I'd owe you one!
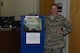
[26,33,40,44]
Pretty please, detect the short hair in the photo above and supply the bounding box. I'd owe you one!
[50,4,58,9]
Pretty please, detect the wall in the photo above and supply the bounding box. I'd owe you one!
[0,0,1,16]
[55,0,68,18]
[1,0,15,16]
[1,0,38,20]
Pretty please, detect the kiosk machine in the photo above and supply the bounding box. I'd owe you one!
[20,16,44,53]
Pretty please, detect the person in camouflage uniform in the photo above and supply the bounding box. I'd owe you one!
[44,4,72,53]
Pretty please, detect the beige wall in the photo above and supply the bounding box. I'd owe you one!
[1,0,14,16]
[1,0,38,20]
[0,0,1,16]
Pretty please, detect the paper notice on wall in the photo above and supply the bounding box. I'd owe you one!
[26,33,40,44]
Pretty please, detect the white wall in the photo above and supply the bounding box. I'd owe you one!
[55,0,68,18]
[1,0,38,20]
[55,0,70,53]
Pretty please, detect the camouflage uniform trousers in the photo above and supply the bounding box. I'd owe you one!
[44,32,64,53]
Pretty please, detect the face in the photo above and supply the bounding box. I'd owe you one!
[50,5,58,15]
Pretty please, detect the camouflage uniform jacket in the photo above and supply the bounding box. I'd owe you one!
[44,14,72,50]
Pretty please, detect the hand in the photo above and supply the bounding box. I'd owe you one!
[57,29,63,33]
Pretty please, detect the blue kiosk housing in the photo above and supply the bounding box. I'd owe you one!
[20,16,44,53]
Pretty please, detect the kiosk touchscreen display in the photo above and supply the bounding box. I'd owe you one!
[24,17,42,32]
